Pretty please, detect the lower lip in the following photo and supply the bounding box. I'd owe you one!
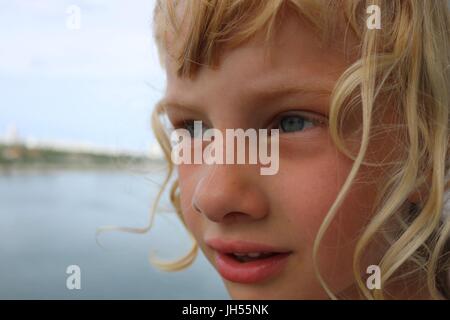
[214,252,291,284]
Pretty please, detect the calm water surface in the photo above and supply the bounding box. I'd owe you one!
[0,169,229,299]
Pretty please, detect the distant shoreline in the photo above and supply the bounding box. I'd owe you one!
[0,143,167,174]
[0,161,168,175]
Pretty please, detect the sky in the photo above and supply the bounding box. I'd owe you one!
[0,0,166,156]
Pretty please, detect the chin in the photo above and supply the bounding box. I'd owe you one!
[224,281,310,300]
[224,280,335,300]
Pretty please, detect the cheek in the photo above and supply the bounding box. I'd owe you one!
[280,163,375,242]
[319,169,379,287]
[274,144,379,287]
[274,136,378,241]
[272,154,347,242]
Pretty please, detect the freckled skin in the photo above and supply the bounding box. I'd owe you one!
[163,8,386,299]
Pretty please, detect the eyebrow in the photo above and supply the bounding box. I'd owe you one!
[160,82,332,113]
[248,82,332,101]
[159,99,201,114]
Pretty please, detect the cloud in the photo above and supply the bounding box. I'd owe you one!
[0,0,162,78]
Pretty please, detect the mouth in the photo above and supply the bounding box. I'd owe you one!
[228,252,280,262]
[206,238,292,284]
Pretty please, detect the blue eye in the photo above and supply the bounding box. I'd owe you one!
[278,115,314,133]
[181,120,208,138]
[184,121,196,137]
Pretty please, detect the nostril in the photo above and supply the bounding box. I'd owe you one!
[222,212,250,223]
[192,201,202,214]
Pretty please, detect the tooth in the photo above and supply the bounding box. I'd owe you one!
[247,252,261,258]
[233,253,246,257]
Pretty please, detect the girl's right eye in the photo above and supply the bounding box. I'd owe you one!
[182,120,196,137]
[174,120,208,138]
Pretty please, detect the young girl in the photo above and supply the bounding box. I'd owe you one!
[148,0,450,299]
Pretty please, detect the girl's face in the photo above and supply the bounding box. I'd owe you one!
[162,9,382,299]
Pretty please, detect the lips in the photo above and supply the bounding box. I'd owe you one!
[206,238,292,284]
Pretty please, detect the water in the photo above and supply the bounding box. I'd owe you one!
[0,169,229,299]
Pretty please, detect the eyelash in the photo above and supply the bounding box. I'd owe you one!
[171,112,326,136]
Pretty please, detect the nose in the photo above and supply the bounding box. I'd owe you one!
[191,164,269,223]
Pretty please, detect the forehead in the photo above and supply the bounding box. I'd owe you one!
[163,6,356,107]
